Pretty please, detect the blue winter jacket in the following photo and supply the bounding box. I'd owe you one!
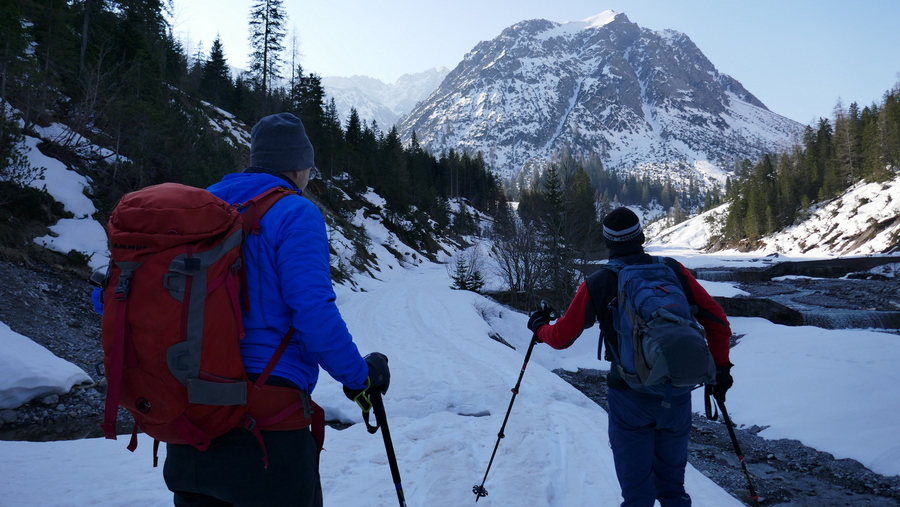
[207,172,368,394]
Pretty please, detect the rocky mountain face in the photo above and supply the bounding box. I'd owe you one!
[398,11,802,184]
[323,67,450,129]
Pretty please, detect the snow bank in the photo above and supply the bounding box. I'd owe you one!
[692,318,900,477]
[22,135,95,218]
[18,134,110,271]
[0,320,90,410]
[765,177,900,256]
[648,173,900,258]
[34,217,110,271]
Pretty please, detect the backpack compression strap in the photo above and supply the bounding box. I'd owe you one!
[102,262,143,440]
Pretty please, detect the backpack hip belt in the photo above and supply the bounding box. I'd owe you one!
[247,385,314,431]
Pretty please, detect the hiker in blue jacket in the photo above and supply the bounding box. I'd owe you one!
[162,112,390,507]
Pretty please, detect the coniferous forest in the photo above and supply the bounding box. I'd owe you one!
[722,91,900,243]
[1,0,898,295]
[0,0,502,244]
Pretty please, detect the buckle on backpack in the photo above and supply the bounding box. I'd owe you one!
[241,415,257,431]
[114,274,132,300]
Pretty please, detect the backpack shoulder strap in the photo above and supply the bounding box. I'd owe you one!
[237,187,299,237]
[601,258,626,274]
[234,186,298,310]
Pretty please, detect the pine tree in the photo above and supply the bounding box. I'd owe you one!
[200,35,232,106]
[345,107,362,146]
[248,0,287,101]
[0,0,32,148]
[449,256,484,293]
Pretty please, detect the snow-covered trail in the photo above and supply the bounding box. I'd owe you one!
[0,257,745,506]
[314,261,744,506]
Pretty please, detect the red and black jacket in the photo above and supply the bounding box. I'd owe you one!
[536,243,732,390]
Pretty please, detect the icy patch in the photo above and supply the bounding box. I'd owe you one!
[696,279,749,298]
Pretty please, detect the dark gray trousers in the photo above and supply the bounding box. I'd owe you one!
[163,427,323,507]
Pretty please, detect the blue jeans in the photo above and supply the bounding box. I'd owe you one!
[608,388,692,507]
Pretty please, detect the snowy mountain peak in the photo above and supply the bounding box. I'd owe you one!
[582,10,619,29]
[399,13,802,184]
[323,67,451,128]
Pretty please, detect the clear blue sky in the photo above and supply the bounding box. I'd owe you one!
[171,0,900,125]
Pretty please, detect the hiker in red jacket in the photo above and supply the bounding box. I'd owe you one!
[527,207,733,507]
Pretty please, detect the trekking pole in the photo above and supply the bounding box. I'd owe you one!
[370,390,408,507]
[473,301,553,502]
[715,397,760,507]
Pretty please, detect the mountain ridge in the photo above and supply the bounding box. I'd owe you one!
[323,67,450,129]
[399,11,802,184]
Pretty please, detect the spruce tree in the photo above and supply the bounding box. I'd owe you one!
[200,35,232,106]
[248,0,287,101]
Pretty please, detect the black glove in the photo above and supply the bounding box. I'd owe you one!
[365,352,390,394]
[712,363,734,402]
[343,352,390,413]
[527,309,551,335]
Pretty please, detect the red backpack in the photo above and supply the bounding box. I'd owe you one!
[100,182,323,467]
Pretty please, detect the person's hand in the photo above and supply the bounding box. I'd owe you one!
[364,352,390,394]
[712,363,734,402]
[343,353,390,412]
[527,309,551,335]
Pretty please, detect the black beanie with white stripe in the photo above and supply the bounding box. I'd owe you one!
[602,208,644,244]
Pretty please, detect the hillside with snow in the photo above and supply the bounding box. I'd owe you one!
[646,174,900,257]
[3,111,900,505]
[3,186,900,505]
[399,11,801,183]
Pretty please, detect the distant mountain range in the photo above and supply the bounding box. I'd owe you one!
[322,67,450,130]
[397,11,802,184]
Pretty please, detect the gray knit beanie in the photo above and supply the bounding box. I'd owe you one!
[250,113,315,173]
[602,207,643,243]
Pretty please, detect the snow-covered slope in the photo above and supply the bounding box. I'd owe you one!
[399,11,801,183]
[3,233,900,505]
[323,67,450,128]
[16,120,116,271]
[763,178,900,255]
[3,141,900,503]
[646,173,900,256]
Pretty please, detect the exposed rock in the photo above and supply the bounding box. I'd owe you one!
[713,296,804,326]
[556,367,900,506]
[1,410,17,423]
